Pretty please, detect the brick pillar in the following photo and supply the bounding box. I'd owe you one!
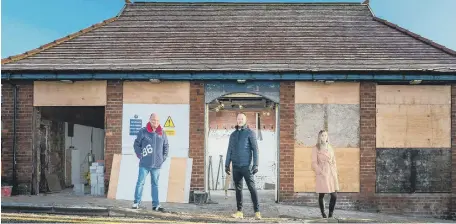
[451,84,456,218]
[1,83,14,179]
[189,81,205,191]
[105,80,123,182]
[279,81,295,201]
[359,82,377,207]
[1,82,34,189]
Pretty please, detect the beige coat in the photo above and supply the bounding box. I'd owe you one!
[311,146,339,193]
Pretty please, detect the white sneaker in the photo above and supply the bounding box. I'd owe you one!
[132,203,140,209]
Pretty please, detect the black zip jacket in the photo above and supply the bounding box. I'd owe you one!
[225,125,259,168]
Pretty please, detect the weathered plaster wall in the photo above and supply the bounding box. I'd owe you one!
[376,148,451,193]
[40,120,66,189]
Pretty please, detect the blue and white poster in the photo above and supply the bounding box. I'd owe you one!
[129,115,142,136]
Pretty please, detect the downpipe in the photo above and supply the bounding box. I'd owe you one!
[12,83,18,195]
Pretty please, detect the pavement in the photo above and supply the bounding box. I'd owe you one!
[1,189,453,223]
[1,213,192,223]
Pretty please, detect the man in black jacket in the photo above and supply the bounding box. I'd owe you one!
[225,113,261,220]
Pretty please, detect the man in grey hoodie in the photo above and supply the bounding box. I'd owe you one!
[225,113,261,219]
[132,113,169,211]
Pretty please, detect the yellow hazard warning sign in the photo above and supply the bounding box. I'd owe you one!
[164,116,175,128]
[164,129,175,136]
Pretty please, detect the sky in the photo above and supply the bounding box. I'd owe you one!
[1,0,456,58]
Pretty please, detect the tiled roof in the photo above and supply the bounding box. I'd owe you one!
[2,2,456,73]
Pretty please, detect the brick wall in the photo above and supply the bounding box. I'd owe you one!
[1,82,34,187]
[375,194,450,218]
[279,81,295,200]
[451,84,456,218]
[189,81,205,191]
[1,83,14,179]
[358,82,377,210]
[209,110,276,130]
[104,81,123,182]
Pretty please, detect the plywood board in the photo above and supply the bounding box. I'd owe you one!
[376,105,407,148]
[123,81,190,104]
[376,104,451,148]
[116,154,171,202]
[294,148,314,192]
[107,154,122,199]
[376,85,451,105]
[294,147,360,192]
[167,158,188,203]
[46,173,62,192]
[295,82,360,104]
[184,158,193,203]
[335,148,360,193]
[34,81,107,106]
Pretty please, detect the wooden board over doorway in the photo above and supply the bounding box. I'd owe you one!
[34,81,107,106]
[123,81,190,104]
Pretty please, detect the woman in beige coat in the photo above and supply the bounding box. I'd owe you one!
[311,130,339,218]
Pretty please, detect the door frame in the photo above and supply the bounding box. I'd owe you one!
[203,95,281,203]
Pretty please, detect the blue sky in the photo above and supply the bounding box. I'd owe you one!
[1,0,455,58]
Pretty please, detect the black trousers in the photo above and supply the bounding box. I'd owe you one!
[232,166,260,212]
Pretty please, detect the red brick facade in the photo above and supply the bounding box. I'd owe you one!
[104,81,123,182]
[1,83,14,178]
[209,110,276,130]
[358,82,377,210]
[1,82,34,186]
[359,82,376,196]
[189,81,205,191]
[0,80,454,219]
[279,81,295,200]
[451,84,456,218]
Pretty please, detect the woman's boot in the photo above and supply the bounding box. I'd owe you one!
[318,197,327,218]
[328,194,336,218]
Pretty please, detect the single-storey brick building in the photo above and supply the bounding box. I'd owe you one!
[1,1,456,219]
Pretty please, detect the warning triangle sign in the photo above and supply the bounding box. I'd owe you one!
[164,116,175,128]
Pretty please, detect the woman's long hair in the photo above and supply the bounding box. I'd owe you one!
[316,130,332,154]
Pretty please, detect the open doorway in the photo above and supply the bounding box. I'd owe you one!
[205,93,278,202]
[33,106,105,195]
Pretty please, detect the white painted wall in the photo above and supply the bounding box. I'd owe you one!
[66,123,105,185]
[121,104,189,157]
[207,129,277,190]
[117,104,190,202]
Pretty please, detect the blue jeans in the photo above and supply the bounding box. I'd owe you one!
[133,166,160,207]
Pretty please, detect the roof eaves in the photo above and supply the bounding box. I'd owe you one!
[1,16,118,65]
[373,17,456,57]
[132,1,363,5]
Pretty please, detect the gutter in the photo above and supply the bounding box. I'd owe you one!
[1,73,456,82]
